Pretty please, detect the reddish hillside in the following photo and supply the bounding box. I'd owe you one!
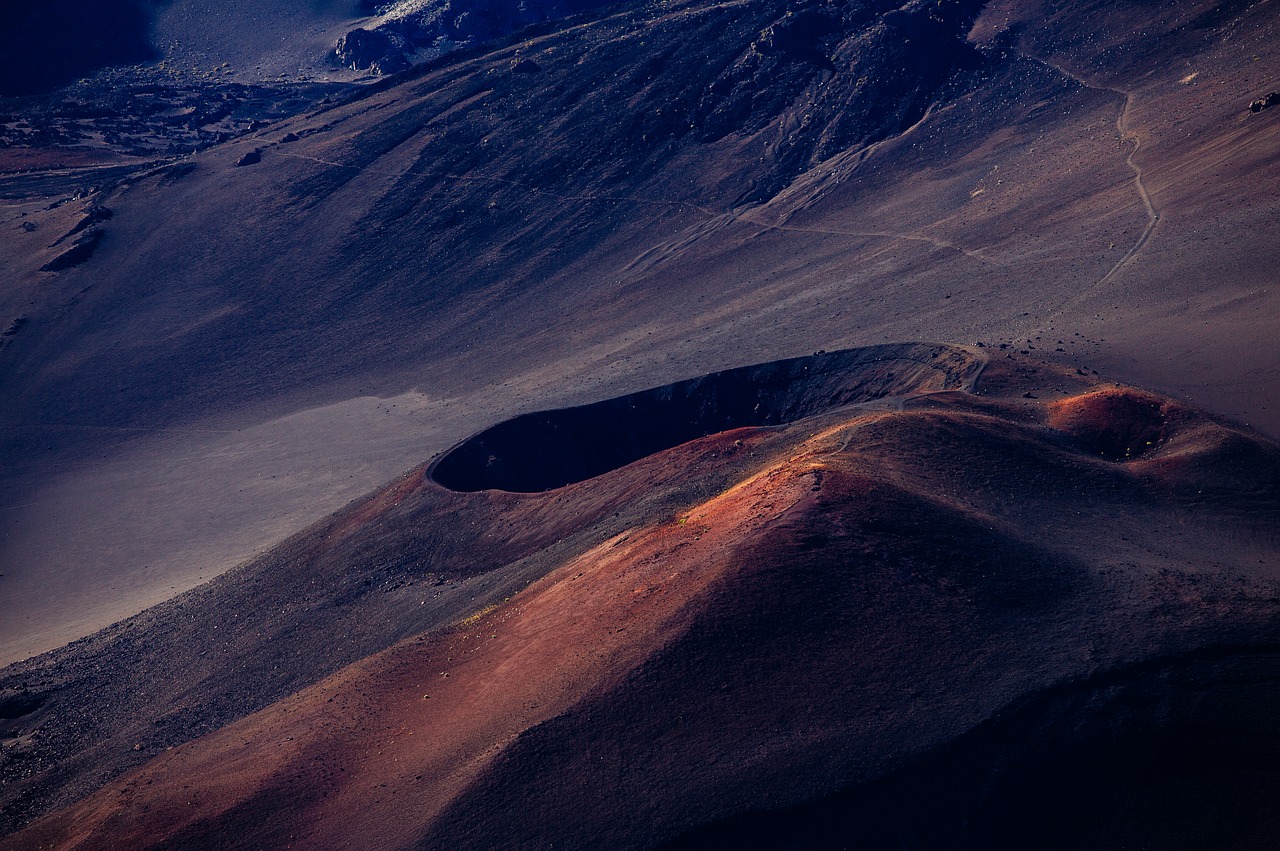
[8,349,1280,849]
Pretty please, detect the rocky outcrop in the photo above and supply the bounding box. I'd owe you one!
[40,229,103,272]
[1251,91,1280,112]
[333,0,619,74]
[49,204,112,247]
[40,209,109,273]
[334,27,413,75]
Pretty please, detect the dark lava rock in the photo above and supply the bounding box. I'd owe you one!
[1250,91,1280,112]
[235,149,262,167]
[334,27,412,75]
[511,58,542,73]
[279,132,299,144]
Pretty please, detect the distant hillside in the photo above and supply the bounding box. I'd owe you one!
[0,0,644,95]
[0,0,159,96]
[0,0,370,95]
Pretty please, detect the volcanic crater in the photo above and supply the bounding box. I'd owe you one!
[429,342,985,492]
[3,0,1280,847]
[5,345,1280,850]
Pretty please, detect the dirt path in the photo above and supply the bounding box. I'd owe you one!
[1027,55,1161,309]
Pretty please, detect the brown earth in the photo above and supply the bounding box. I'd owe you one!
[4,346,1280,848]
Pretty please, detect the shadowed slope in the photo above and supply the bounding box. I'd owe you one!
[7,352,1279,850]
[0,1,160,96]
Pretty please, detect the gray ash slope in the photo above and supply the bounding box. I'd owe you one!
[3,0,993,451]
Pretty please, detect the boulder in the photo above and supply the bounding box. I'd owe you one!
[334,27,411,75]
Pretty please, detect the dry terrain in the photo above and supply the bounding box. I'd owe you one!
[5,346,1280,849]
[1,0,1279,846]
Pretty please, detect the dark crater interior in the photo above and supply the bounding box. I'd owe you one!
[428,343,981,493]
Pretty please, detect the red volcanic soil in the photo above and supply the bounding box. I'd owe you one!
[7,347,1280,850]
[1048,387,1172,461]
[0,343,976,831]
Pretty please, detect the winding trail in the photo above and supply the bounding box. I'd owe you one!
[1026,55,1161,312]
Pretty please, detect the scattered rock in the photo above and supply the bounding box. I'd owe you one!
[235,149,262,167]
[279,132,299,144]
[19,221,38,233]
[1249,92,1280,113]
[511,58,542,74]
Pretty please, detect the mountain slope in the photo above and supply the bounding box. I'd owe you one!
[6,350,1280,849]
[0,344,982,832]
[1,0,1277,727]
